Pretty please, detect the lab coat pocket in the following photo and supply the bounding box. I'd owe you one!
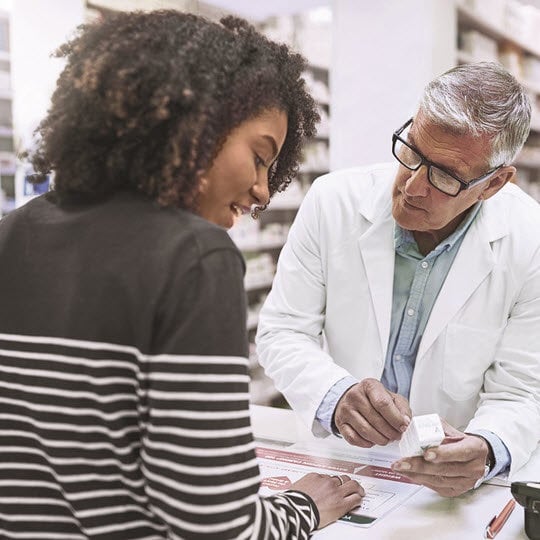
[442,323,502,401]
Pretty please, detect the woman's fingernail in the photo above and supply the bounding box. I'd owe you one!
[394,461,411,470]
[425,451,436,461]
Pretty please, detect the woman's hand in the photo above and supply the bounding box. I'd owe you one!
[290,473,364,528]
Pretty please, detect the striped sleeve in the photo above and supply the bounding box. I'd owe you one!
[138,243,319,539]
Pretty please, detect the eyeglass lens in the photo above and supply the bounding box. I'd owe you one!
[393,125,461,196]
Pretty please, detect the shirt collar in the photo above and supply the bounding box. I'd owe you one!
[394,201,483,257]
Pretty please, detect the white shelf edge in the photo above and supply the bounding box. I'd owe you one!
[267,199,302,211]
[245,277,274,292]
[249,378,281,406]
[298,168,329,176]
[234,238,285,252]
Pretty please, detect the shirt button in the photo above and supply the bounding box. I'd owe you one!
[395,354,402,361]
[407,308,415,316]
[421,261,428,269]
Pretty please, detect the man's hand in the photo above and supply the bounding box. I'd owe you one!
[391,421,492,497]
[333,379,412,447]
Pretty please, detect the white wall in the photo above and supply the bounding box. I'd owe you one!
[330,0,456,169]
[11,0,85,151]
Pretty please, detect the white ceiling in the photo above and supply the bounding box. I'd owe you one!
[204,0,330,20]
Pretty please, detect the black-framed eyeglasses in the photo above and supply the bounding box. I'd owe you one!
[392,118,503,197]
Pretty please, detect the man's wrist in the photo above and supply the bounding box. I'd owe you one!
[485,443,495,472]
[470,433,495,471]
[315,376,357,434]
[470,434,494,489]
[331,380,359,436]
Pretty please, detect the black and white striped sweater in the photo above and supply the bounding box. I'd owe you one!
[0,191,318,540]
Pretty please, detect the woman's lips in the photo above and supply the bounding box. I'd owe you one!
[230,203,251,217]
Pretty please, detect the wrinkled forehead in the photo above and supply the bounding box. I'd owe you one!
[413,110,494,168]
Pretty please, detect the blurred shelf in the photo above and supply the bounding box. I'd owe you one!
[515,156,540,169]
[456,49,475,64]
[522,80,540,96]
[241,52,329,407]
[247,312,259,330]
[245,276,274,292]
[456,3,540,177]
[298,168,328,176]
[457,4,540,58]
[308,63,331,76]
[249,376,281,406]
[530,115,540,133]
[235,238,285,252]
[268,198,302,211]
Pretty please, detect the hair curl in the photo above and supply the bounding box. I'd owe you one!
[28,10,319,211]
[418,62,531,167]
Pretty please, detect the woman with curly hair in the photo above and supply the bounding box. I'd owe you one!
[0,9,363,540]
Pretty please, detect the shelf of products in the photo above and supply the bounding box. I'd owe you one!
[456,0,540,201]
[0,10,15,218]
[229,58,331,405]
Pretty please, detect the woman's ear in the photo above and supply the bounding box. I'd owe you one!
[479,166,516,201]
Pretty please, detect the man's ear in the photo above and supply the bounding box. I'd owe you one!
[479,166,516,201]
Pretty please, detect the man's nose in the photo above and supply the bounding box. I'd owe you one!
[403,166,430,197]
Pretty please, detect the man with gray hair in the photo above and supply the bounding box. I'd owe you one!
[257,62,540,497]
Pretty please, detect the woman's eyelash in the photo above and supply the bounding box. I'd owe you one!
[254,154,267,167]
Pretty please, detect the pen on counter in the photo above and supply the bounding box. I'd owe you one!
[484,498,516,539]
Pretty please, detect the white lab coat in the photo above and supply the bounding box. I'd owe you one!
[256,163,540,474]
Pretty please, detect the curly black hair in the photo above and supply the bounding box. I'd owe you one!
[27,10,319,212]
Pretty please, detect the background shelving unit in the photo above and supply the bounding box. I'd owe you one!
[225,8,332,406]
[456,0,540,201]
[229,61,330,406]
[0,10,15,217]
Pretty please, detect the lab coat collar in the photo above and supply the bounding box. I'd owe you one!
[355,182,510,363]
[418,194,510,358]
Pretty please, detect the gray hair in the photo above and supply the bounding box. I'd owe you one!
[418,62,531,167]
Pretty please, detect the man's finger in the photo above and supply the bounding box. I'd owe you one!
[399,471,472,496]
[363,381,410,431]
[423,436,486,464]
[345,403,404,441]
[440,418,464,439]
[336,383,402,442]
[340,410,394,445]
[337,410,393,446]
[392,456,475,478]
[391,392,412,421]
[339,423,375,448]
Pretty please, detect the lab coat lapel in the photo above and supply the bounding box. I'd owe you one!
[417,205,507,359]
[357,207,395,361]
